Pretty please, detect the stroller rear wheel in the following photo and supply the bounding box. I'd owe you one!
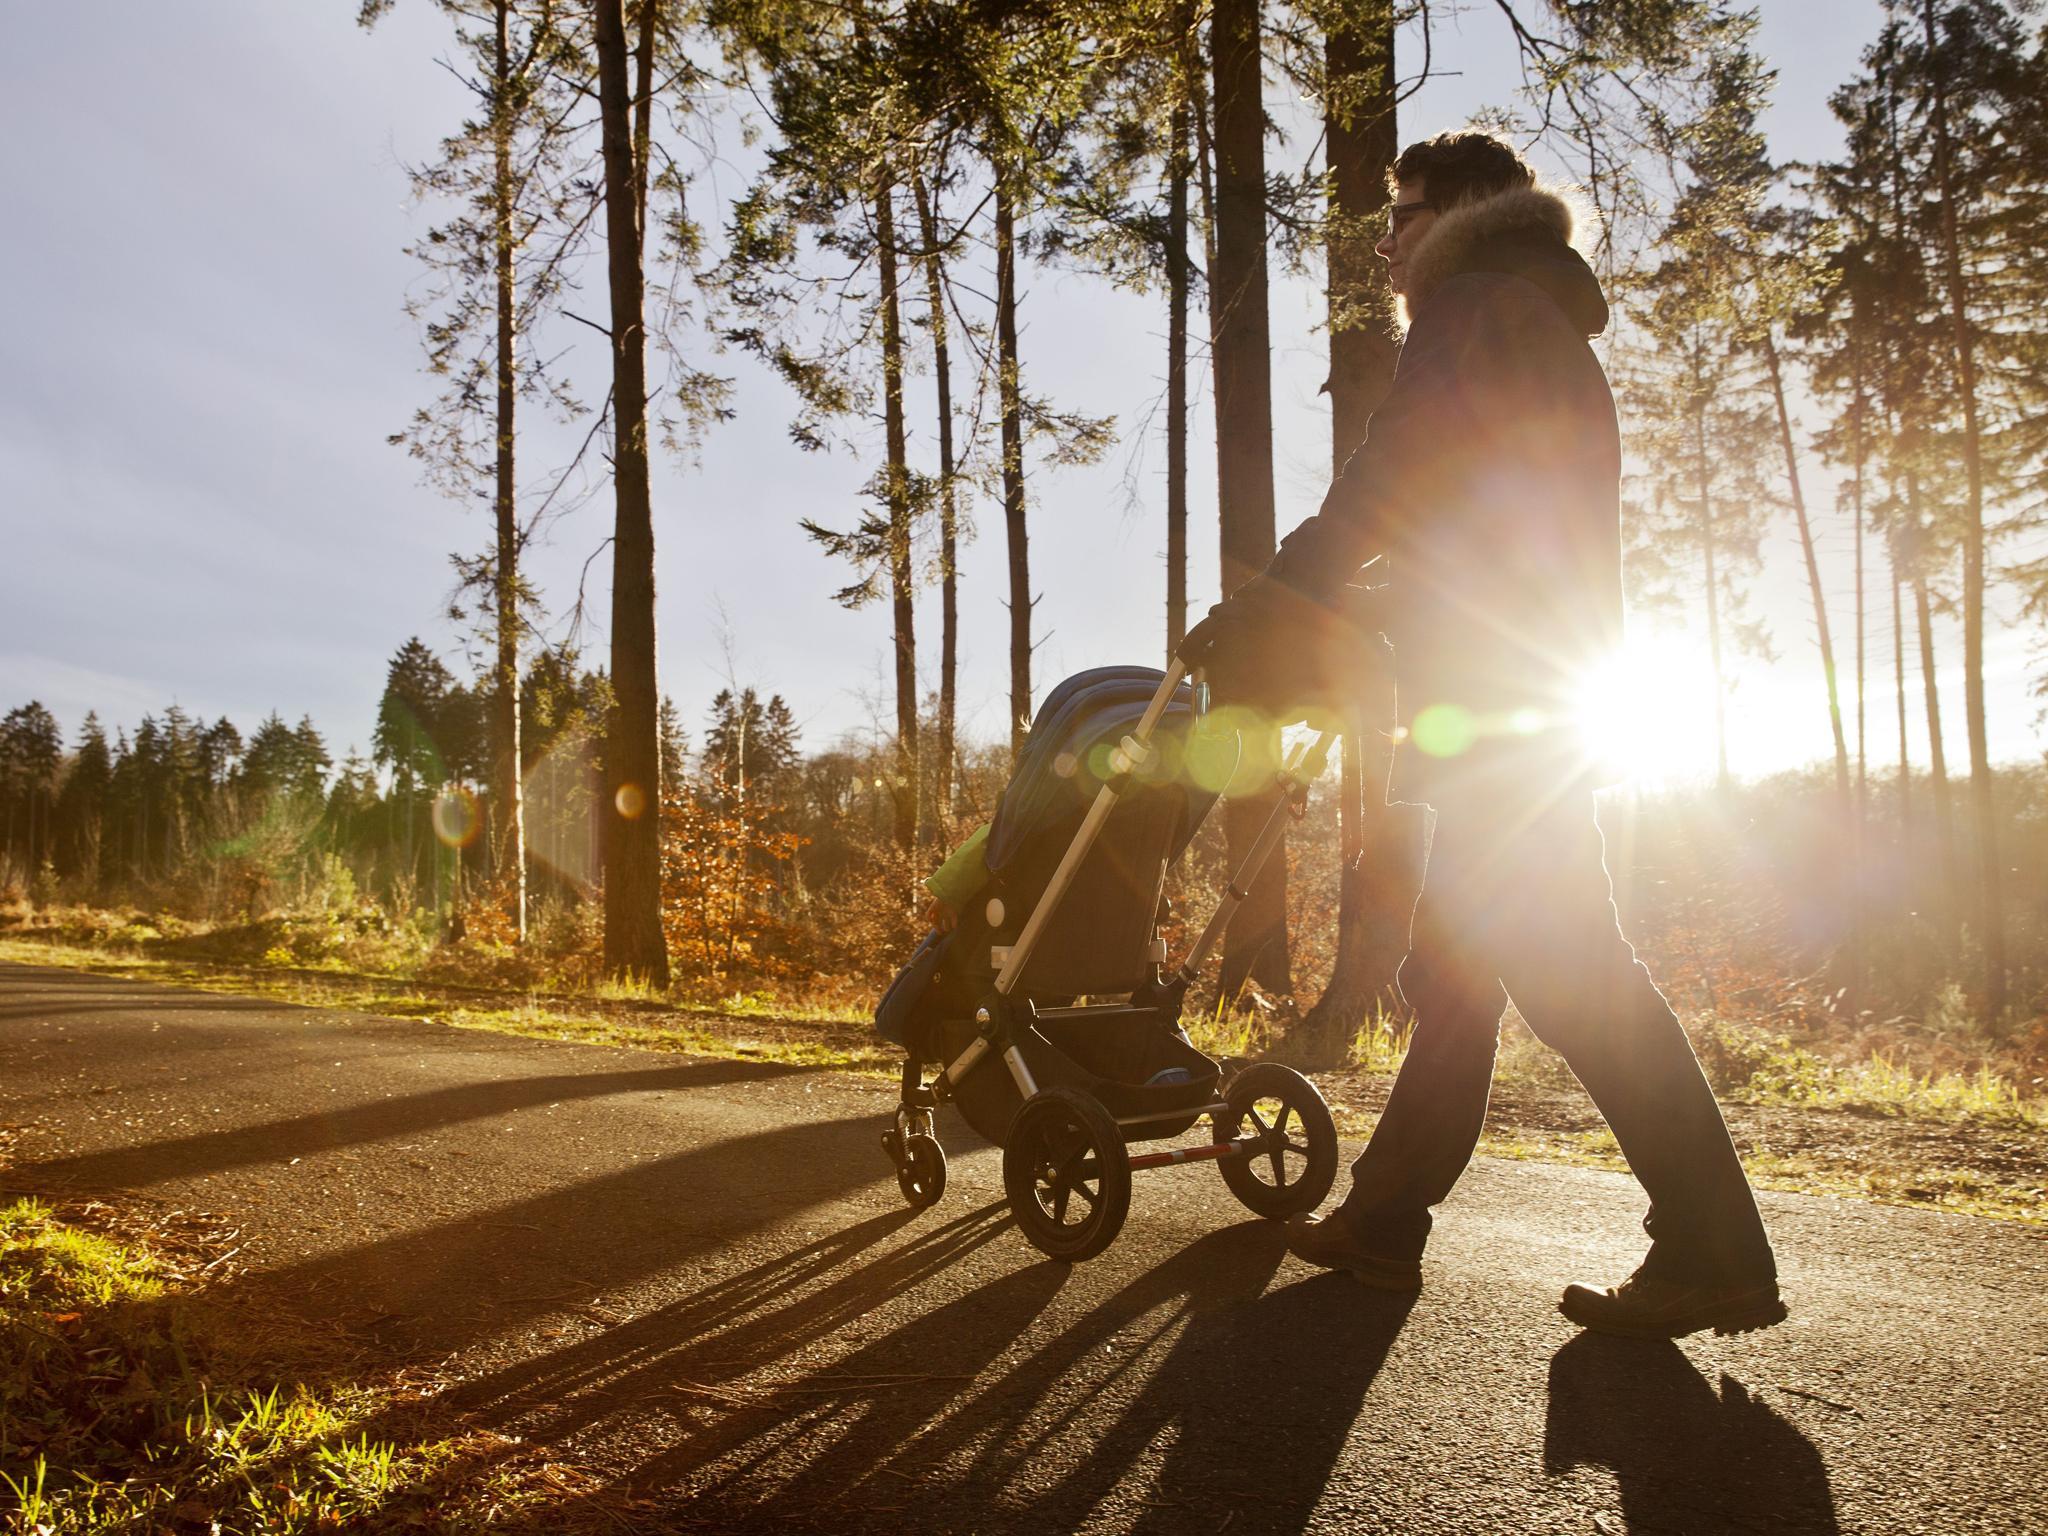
[1004,1087,1131,1261]
[1214,1063,1337,1218]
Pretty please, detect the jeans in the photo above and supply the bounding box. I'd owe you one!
[1337,793,1776,1283]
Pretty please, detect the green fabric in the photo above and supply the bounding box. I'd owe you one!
[924,821,992,911]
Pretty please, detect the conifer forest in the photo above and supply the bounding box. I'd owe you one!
[6,0,2048,1088]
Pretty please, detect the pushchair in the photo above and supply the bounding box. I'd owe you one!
[876,660,1343,1261]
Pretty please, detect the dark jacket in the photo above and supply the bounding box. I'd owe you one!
[1261,186,1622,805]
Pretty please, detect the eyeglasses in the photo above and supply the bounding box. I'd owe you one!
[1386,199,1435,235]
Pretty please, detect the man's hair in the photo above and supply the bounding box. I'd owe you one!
[1390,132,1535,210]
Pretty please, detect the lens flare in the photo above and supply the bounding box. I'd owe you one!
[1410,703,1478,758]
[432,787,479,848]
[615,782,648,820]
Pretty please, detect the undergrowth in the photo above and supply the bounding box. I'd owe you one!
[0,1198,615,1533]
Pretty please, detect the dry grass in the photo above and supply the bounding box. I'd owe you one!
[0,1194,651,1533]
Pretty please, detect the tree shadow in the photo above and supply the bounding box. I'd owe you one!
[0,995,295,1022]
[196,1104,896,1369]
[1545,1332,1840,1534]
[7,1057,815,1194]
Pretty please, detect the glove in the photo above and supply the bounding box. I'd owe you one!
[1180,575,1388,724]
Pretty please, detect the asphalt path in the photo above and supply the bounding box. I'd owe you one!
[2,961,2043,1535]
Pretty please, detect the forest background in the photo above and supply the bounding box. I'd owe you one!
[4,0,2048,1109]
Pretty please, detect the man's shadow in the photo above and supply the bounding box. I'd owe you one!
[1545,1333,1840,1534]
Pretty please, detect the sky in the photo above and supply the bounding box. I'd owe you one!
[2,0,2039,789]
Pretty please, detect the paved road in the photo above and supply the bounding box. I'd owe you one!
[3,962,2043,1534]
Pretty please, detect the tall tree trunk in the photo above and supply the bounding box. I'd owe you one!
[1288,0,1410,1067]
[1849,367,1869,994]
[1907,469,1962,944]
[1696,395,1732,793]
[996,172,1032,759]
[1891,544,1909,824]
[1911,553,1962,944]
[492,0,528,943]
[1165,96,1190,661]
[595,0,669,987]
[1853,382,1868,815]
[1920,0,2002,1015]
[632,0,655,227]
[1209,0,1289,999]
[1759,330,1852,808]
[875,180,919,851]
[913,174,958,826]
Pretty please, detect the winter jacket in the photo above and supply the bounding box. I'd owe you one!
[1259,186,1622,806]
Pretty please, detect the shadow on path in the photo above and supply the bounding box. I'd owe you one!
[440,1201,1023,1450]
[468,1217,1414,1534]
[0,996,298,1024]
[1545,1332,1840,1534]
[6,1058,814,1194]
[197,1106,892,1367]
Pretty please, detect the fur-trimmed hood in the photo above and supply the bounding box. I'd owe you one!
[1402,186,1609,337]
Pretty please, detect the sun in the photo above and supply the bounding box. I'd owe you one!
[1570,631,1725,786]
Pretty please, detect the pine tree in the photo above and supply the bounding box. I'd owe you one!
[594,0,670,987]
[363,0,597,944]
[657,694,687,798]
[1904,0,2048,1015]
[1209,0,1289,1000]
[912,169,963,823]
[704,687,801,801]
[0,704,62,875]
[55,712,111,884]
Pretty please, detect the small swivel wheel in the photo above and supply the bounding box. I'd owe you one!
[1003,1087,1131,1262]
[896,1133,947,1208]
[1214,1062,1338,1218]
[883,1116,948,1210]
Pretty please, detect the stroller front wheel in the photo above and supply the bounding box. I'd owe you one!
[1215,1062,1338,1218]
[896,1133,948,1208]
[1004,1087,1132,1261]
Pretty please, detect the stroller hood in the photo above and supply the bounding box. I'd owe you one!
[986,667,1238,876]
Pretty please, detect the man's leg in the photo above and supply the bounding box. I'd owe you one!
[1289,817,1508,1275]
[1495,800,1780,1333]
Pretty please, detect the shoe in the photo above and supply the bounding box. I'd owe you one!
[1559,1266,1787,1338]
[1284,1213,1423,1292]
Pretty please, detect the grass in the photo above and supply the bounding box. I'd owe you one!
[1466,1126,2045,1224]
[0,933,896,1075]
[1737,1048,2046,1128]
[0,1196,580,1534]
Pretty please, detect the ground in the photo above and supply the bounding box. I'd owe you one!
[3,960,2046,1534]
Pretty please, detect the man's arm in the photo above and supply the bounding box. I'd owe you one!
[1262,278,1497,608]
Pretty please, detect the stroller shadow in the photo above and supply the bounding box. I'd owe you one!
[600,1220,1413,1533]
[1010,1248,1417,1535]
[1544,1333,1840,1534]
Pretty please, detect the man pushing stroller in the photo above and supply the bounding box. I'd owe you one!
[1182,130,1784,1340]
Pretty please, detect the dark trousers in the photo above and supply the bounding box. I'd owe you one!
[1337,793,1775,1283]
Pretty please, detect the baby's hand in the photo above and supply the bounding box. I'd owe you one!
[924,897,957,934]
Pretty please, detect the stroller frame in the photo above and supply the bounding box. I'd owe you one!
[884,662,1344,1261]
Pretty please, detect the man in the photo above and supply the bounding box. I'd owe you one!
[1182,132,1783,1339]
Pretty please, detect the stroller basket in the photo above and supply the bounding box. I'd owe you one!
[936,1005,1219,1145]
